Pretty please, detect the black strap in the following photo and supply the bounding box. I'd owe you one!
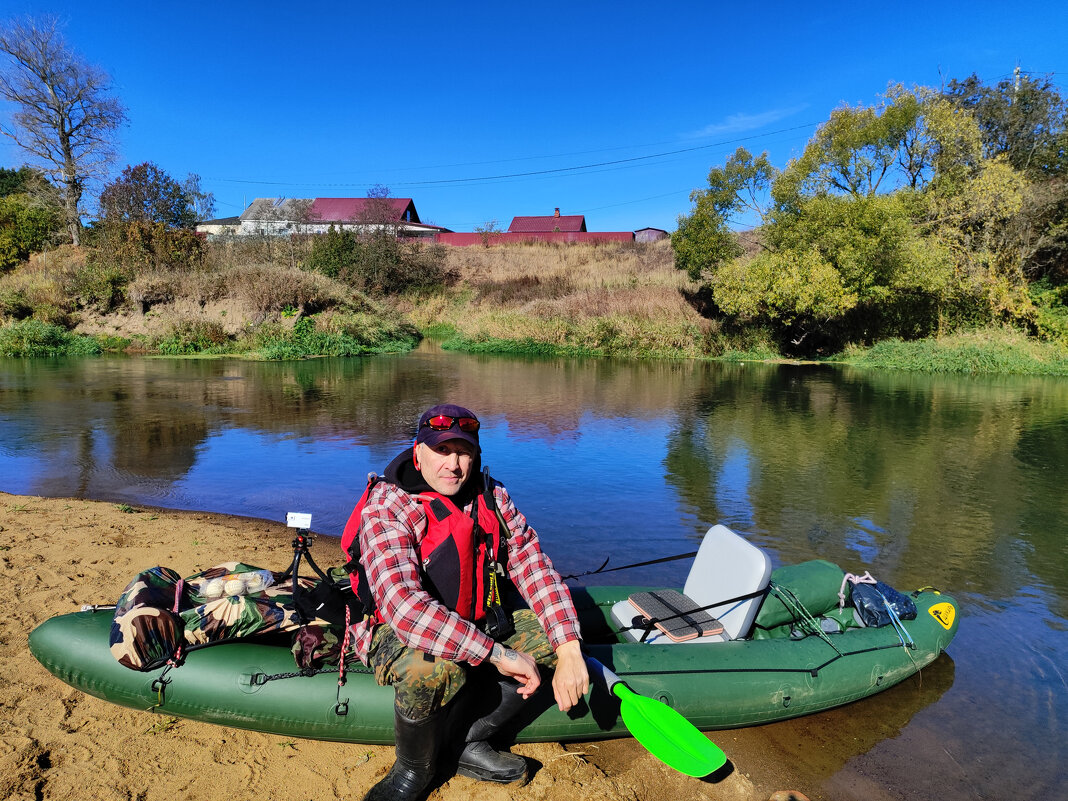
[481,467,509,564]
[624,586,770,635]
[428,497,452,521]
[560,549,699,581]
[479,467,511,609]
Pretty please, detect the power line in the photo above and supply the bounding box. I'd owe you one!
[330,131,762,175]
[205,122,821,190]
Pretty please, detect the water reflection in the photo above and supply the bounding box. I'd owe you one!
[2,356,1066,593]
[664,364,1068,599]
[722,654,957,797]
[1,351,1067,799]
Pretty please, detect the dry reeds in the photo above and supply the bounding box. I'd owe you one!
[128,264,373,317]
[447,240,679,292]
[409,240,730,356]
[0,246,86,325]
[440,240,698,321]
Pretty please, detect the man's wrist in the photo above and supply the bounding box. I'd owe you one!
[488,642,520,664]
[555,639,582,657]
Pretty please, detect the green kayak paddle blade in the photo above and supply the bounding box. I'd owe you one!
[586,655,727,777]
[612,682,727,777]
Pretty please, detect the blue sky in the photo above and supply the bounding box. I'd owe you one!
[2,1,1066,233]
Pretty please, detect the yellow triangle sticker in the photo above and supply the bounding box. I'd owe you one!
[929,602,955,630]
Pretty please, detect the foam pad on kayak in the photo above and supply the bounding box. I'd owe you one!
[629,590,725,641]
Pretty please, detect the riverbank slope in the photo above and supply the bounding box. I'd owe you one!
[4,241,1067,374]
[2,492,827,801]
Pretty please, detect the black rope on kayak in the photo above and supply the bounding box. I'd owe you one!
[249,660,373,686]
[251,666,341,685]
[248,662,366,716]
[621,640,919,681]
[620,586,770,637]
[559,550,699,582]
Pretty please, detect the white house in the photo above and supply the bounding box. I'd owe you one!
[224,197,449,238]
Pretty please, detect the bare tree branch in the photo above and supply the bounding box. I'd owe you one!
[0,14,127,244]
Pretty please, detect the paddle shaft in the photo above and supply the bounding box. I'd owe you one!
[586,654,624,693]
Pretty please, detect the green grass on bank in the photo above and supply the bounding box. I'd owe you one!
[1,313,420,360]
[6,312,1068,376]
[834,327,1068,375]
[252,315,418,359]
[439,317,778,361]
[0,318,104,357]
[435,317,1068,376]
[425,304,780,361]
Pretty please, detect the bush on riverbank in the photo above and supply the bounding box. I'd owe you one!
[145,311,419,359]
[307,226,455,294]
[836,326,1068,375]
[152,319,232,355]
[0,317,102,357]
[252,312,419,359]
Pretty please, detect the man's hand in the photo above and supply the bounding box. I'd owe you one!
[551,640,589,712]
[489,643,541,698]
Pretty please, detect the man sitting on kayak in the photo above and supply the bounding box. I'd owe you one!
[341,403,589,801]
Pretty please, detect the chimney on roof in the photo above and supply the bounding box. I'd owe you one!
[554,208,560,217]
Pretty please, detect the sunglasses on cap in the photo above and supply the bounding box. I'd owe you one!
[421,414,480,433]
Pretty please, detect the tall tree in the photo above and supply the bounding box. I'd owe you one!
[0,15,127,245]
[946,71,1068,178]
[181,173,216,223]
[99,162,202,228]
[672,148,774,282]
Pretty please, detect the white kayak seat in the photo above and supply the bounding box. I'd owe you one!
[611,524,773,644]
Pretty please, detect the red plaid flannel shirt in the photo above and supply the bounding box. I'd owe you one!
[347,479,582,665]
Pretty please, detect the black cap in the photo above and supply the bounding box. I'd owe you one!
[415,403,480,450]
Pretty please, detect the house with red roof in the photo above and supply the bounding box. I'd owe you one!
[229,197,450,238]
[434,207,634,246]
[507,208,587,233]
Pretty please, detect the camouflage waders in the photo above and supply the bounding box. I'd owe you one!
[367,608,557,719]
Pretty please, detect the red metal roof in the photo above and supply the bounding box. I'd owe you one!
[508,214,586,233]
[310,197,420,224]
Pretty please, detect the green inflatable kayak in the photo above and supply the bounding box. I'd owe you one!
[28,525,959,744]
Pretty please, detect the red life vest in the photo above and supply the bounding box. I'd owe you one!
[340,475,506,623]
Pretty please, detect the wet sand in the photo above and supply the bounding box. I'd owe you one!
[0,492,819,801]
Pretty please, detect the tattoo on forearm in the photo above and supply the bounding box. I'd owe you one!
[490,643,520,664]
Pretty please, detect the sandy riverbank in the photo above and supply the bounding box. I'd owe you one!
[0,493,816,801]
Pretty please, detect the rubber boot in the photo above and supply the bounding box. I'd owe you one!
[456,679,530,784]
[362,705,444,801]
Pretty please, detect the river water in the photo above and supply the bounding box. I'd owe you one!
[1,346,1065,800]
